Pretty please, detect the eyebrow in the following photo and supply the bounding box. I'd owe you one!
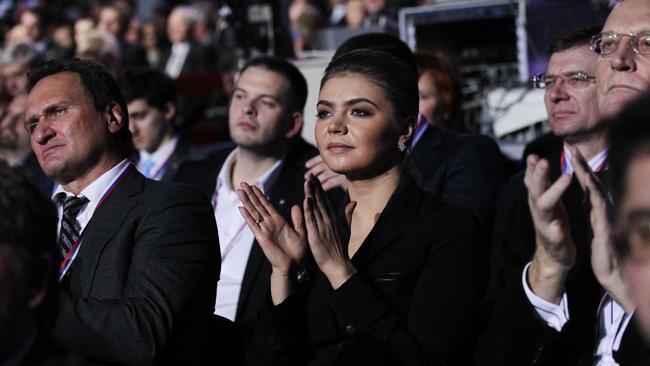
[317,98,379,108]
[233,87,281,102]
[25,102,68,125]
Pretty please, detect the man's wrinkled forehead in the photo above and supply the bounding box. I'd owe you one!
[603,0,650,34]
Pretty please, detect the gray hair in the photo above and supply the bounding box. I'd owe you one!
[0,42,43,68]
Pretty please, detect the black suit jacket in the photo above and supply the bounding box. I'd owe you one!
[159,43,210,76]
[253,174,482,366]
[132,137,204,182]
[409,125,506,238]
[52,168,221,366]
[477,147,650,365]
[15,328,86,366]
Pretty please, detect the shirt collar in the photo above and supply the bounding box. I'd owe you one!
[52,159,131,206]
[562,143,608,175]
[171,42,190,53]
[138,136,178,165]
[216,148,284,194]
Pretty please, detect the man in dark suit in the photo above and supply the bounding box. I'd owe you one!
[409,122,506,238]
[174,56,311,344]
[160,5,210,80]
[25,58,221,365]
[120,68,203,181]
[0,162,84,366]
[478,4,650,364]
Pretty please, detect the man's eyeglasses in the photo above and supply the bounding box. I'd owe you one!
[531,71,596,89]
[590,31,650,57]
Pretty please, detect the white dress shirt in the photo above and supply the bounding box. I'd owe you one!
[165,42,190,79]
[136,136,178,180]
[521,148,630,365]
[212,149,283,321]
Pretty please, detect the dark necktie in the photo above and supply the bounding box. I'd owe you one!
[57,194,89,259]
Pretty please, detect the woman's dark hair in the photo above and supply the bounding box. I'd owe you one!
[321,48,419,141]
[27,58,133,158]
[333,33,417,75]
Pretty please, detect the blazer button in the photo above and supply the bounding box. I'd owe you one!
[345,325,355,335]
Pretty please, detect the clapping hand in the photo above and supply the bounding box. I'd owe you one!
[303,175,357,290]
[525,154,575,304]
[237,182,306,304]
[570,148,635,312]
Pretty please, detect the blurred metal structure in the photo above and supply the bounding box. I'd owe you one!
[399,0,609,154]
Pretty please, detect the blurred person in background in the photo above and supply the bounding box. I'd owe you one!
[96,3,148,69]
[0,42,43,97]
[51,22,75,58]
[121,68,204,181]
[141,19,168,69]
[413,50,462,131]
[18,7,66,60]
[75,29,121,77]
[73,17,94,52]
[289,0,323,55]
[607,92,650,345]
[0,93,52,194]
[361,0,396,29]
[4,24,30,46]
[162,5,210,80]
[326,0,348,26]
[344,0,365,28]
[0,162,84,366]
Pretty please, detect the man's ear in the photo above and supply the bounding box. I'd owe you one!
[285,111,303,139]
[105,102,125,134]
[163,102,176,123]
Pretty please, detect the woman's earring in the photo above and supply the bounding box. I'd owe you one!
[397,142,407,152]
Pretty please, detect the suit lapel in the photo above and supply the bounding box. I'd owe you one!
[75,169,144,296]
[162,138,191,181]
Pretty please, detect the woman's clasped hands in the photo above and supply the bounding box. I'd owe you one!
[237,175,357,305]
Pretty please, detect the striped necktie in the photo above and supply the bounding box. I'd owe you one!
[56,193,89,259]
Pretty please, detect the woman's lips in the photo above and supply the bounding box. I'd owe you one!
[326,142,353,154]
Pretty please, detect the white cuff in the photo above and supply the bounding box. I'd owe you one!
[522,262,570,332]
